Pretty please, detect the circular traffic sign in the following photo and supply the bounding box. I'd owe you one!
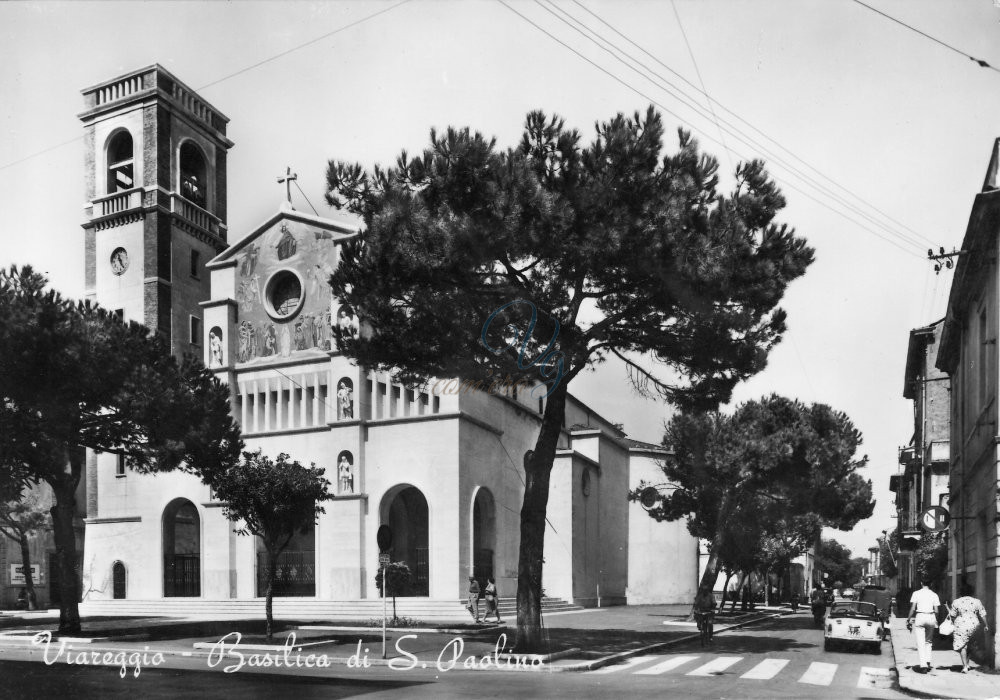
[377,524,393,551]
[639,487,658,509]
[920,506,951,532]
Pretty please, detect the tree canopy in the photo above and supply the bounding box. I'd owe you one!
[0,265,242,631]
[636,395,875,599]
[211,449,332,640]
[325,107,813,650]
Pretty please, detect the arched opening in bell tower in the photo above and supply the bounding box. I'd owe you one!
[106,130,134,193]
[179,141,207,208]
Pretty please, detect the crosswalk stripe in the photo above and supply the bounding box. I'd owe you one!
[634,655,700,675]
[588,655,662,674]
[798,661,838,686]
[686,656,742,676]
[740,658,790,680]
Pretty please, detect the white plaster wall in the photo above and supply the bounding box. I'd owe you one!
[626,453,699,604]
[544,453,575,602]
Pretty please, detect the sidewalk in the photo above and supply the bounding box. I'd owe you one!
[889,616,1000,699]
[0,604,781,674]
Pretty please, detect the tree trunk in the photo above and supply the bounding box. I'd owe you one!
[720,570,733,612]
[693,491,733,619]
[18,531,37,610]
[392,594,397,623]
[731,571,746,612]
[50,495,79,633]
[514,383,568,653]
[265,549,277,642]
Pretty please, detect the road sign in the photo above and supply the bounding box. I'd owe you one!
[377,525,393,551]
[378,552,391,567]
[639,487,658,509]
[920,506,951,532]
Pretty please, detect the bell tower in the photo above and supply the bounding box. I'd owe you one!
[79,65,233,359]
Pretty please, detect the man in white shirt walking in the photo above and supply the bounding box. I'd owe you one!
[907,579,941,672]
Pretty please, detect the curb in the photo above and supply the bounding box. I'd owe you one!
[547,611,786,673]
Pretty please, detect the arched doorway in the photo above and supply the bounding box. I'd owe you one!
[383,486,429,596]
[112,561,127,599]
[472,488,496,588]
[163,499,200,597]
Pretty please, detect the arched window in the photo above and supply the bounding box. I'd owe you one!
[112,561,127,599]
[179,141,207,208]
[106,131,134,193]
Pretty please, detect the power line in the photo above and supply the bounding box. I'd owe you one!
[569,0,937,249]
[514,1,926,258]
[547,0,933,255]
[0,1,413,173]
[669,0,733,170]
[851,0,1000,75]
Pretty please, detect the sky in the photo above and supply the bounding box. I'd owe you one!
[3,0,1000,559]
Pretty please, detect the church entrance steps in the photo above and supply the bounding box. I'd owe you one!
[80,598,475,621]
[79,595,583,620]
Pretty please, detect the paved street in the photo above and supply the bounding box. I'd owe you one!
[0,612,911,699]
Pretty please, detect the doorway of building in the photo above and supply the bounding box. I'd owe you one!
[384,486,429,596]
[163,499,200,597]
[256,524,316,597]
[472,488,496,589]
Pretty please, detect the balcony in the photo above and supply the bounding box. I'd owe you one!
[170,193,222,238]
[87,188,144,230]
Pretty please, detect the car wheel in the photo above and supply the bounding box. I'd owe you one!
[823,638,831,652]
[872,641,882,655]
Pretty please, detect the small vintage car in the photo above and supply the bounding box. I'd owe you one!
[823,601,884,653]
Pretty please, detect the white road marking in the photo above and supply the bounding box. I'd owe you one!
[634,655,700,675]
[588,655,662,674]
[799,661,838,686]
[686,656,742,676]
[740,658,790,680]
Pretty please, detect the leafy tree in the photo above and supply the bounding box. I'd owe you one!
[636,396,875,604]
[375,561,414,623]
[915,532,948,585]
[0,266,241,632]
[211,450,333,641]
[0,483,49,610]
[880,529,899,579]
[815,538,855,587]
[324,108,813,650]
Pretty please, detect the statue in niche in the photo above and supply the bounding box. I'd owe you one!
[209,327,224,368]
[338,453,354,494]
[337,379,354,420]
[294,321,306,351]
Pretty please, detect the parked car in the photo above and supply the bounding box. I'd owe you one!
[823,601,884,653]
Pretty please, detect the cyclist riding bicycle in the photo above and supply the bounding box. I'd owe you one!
[694,589,717,645]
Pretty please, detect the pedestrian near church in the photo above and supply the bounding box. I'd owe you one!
[484,577,503,624]
[467,575,481,623]
[907,579,941,673]
[946,583,990,673]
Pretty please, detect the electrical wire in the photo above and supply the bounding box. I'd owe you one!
[570,0,938,249]
[501,1,925,260]
[851,0,1000,75]
[540,1,931,256]
[0,1,413,172]
[294,179,321,216]
[670,0,733,171]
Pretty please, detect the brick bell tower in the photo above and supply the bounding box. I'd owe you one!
[79,65,233,359]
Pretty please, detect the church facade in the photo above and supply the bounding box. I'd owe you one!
[78,65,697,610]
